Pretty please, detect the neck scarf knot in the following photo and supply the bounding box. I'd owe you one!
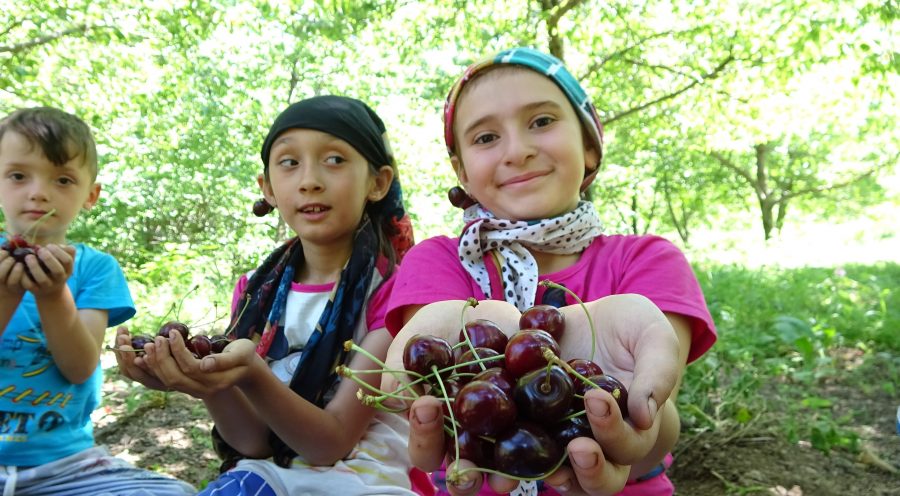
[458,201,602,311]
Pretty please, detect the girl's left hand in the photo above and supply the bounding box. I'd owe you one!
[141,331,262,399]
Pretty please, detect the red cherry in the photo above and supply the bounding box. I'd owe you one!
[519,304,566,341]
[130,335,153,351]
[188,335,213,358]
[583,373,630,418]
[448,430,494,468]
[158,321,190,341]
[493,422,562,478]
[514,365,575,425]
[458,319,508,354]
[503,329,560,379]
[454,347,503,377]
[566,358,603,381]
[453,380,516,436]
[547,414,592,450]
[403,334,453,378]
[471,367,515,397]
[209,334,230,354]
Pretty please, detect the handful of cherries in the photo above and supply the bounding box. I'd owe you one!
[342,288,630,484]
[116,320,231,359]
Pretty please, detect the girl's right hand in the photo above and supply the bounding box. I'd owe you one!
[113,326,169,391]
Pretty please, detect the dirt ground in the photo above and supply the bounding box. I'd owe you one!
[94,353,900,495]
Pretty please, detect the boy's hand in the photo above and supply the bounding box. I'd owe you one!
[21,244,76,297]
[141,330,262,399]
[0,250,27,298]
[386,295,683,496]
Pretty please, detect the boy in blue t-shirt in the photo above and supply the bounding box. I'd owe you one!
[0,107,193,495]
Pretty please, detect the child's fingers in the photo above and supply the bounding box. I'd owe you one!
[443,459,485,496]
[627,321,680,430]
[407,396,448,472]
[552,437,630,496]
[583,388,659,465]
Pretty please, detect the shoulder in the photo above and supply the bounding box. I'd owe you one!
[403,235,458,258]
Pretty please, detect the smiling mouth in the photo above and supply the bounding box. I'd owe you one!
[300,206,330,213]
[502,171,548,187]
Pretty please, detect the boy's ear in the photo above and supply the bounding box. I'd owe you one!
[368,165,395,202]
[257,173,276,207]
[82,183,102,210]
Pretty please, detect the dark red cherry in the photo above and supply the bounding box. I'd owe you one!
[158,321,190,341]
[209,334,230,354]
[188,335,213,358]
[454,347,503,377]
[252,198,273,216]
[402,334,453,378]
[504,329,560,379]
[453,380,516,437]
[130,335,153,350]
[447,186,476,209]
[448,430,494,468]
[493,422,562,478]
[566,358,603,382]
[435,378,462,418]
[583,373,630,418]
[458,319,508,354]
[514,365,574,425]
[471,367,515,396]
[547,414,592,450]
[519,304,566,341]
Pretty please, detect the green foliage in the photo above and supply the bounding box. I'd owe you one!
[680,262,900,454]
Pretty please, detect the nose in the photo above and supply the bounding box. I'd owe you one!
[297,162,324,193]
[501,128,537,167]
[28,182,50,202]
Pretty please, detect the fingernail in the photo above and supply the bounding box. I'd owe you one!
[413,405,439,425]
[586,396,609,418]
[648,397,659,419]
[571,451,598,470]
[453,474,476,491]
[168,331,177,342]
[553,481,571,492]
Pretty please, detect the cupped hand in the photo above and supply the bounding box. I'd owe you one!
[141,330,262,399]
[113,326,168,391]
[0,250,26,298]
[388,295,682,495]
[21,244,76,297]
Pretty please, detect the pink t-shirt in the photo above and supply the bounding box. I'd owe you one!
[386,234,716,362]
[386,234,716,496]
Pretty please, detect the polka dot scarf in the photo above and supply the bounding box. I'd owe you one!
[458,201,602,311]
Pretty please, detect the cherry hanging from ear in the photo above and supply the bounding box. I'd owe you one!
[448,186,476,209]
[252,198,274,217]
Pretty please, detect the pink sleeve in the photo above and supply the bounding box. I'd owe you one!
[365,272,395,331]
[613,236,717,362]
[385,236,485,335]
[230,273,251,316]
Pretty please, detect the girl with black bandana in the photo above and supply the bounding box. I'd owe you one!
[382,48,717,496]
[115,96,429,495]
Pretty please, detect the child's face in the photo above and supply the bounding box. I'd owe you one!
[451,68,599,221]
[261,128,392,251]
[0,130,100,245]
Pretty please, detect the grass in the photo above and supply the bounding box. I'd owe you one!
[680,261,900,453]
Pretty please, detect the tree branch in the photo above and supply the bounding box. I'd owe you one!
[780,152,899,201]
[0,24,91,54]
[711,151,756,185]
[603,54,735,125]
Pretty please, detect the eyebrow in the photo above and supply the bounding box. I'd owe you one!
[461,100,565,138]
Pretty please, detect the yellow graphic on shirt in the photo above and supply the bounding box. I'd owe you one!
[0,386,71,408]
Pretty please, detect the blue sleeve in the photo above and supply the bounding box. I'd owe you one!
[71,245,136,327]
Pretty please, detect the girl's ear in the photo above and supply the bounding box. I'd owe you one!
[451,155,469,186]
[584,144,601,173]
[367,165,395,202]
[82,183,102,210]
[257,173,276,207]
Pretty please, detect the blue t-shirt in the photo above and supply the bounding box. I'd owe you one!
[0,241,135,466]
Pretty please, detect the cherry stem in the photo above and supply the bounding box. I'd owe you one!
[448,450,570,484]
[539,280,598,362]
[22,208,57,245]
[430,363,461,477]
[224,294,252,336]
[542,346,600,390]
[458,297,487,372]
